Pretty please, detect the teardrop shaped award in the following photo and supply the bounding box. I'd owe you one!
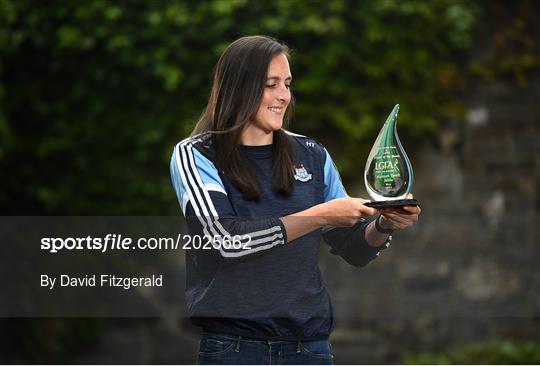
[364,104,419,208]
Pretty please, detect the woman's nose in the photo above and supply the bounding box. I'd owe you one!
[278,86,290,103]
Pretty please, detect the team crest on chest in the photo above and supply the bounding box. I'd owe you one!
[294,164,312,182]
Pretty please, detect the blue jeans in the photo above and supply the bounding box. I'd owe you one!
[197,333,334,365]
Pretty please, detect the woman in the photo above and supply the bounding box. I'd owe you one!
[170,35,420,365]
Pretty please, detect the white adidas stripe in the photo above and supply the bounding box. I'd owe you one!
[283,129,306,138]
[175,138,217,239]
[177,139,285,255]
[180,138,285,241]
[175,138,285,257]
[180,139,285,244]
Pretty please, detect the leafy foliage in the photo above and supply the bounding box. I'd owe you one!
[0,0,480,214]
[469,1,540,86]
[404,340,540,364]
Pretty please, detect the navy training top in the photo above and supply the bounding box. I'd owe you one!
[170,131,391,340]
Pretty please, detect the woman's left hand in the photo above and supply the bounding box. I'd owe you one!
[378,195,421,231]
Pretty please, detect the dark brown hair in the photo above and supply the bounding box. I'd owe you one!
[191,35,295,201]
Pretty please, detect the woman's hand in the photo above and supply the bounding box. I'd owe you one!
[319,197,378,227]
[282,197,378,242]
[378,194,421,231]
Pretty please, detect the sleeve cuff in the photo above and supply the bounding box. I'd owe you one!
[277,217,288,245]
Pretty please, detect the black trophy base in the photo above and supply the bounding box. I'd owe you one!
[365,198,419,209]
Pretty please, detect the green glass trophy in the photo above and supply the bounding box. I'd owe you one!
[364,104,419,208]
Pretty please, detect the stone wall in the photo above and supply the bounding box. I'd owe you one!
[323,67,540,363]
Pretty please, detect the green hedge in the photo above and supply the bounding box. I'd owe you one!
[405,340,540,364]
[0,0,494,214]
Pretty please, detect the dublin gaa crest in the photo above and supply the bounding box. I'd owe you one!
[294,164,312,182]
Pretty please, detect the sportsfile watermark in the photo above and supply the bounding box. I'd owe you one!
[1,216,197,317]
[40,234,253,253]
[0,216,265,317]
[0,215,537,318]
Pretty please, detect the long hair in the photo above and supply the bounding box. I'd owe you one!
[191,35,295,201]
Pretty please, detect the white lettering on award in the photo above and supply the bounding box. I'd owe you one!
[364,104,420,208]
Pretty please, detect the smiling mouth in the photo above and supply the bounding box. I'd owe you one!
[268,107,284,113]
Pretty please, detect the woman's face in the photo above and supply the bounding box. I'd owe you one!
[244,53,291,143]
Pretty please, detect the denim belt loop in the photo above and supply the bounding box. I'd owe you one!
[235,336,241,353]
[296,341,301,353]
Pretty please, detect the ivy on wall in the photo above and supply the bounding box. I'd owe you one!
[3,0,533,215]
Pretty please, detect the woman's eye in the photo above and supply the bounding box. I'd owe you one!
[266,84,276,88]
[285,84,291,89]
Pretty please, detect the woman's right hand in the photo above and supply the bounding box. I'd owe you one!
[318,197,378,227]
